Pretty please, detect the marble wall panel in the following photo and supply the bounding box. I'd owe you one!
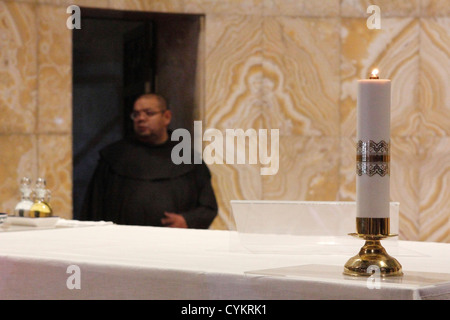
[204,14,264,130]
[262,17,340,136]
[37,134,72,220]
[0,1,37,134]
[340,0,420,17]
[341,18,420,138]
[418,137,450,242]
[338,137,357,202]
[37,0,110,8]
[109,0,184,13]
[7,1,109,6]
[37,5,72,134]
[263,0,339,17]
[262,136,340,201]
[421,0,450,16]
[203,14,272,230]
[208,162,262,230]
[390,137,421,240]
[419,17,450,136]
[202,127,264,230]
[185,0,263,15]
[0,134,38,214]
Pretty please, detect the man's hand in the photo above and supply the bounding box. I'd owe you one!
[161,212,188,228]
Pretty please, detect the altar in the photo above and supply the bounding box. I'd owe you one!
[0,221,448,300]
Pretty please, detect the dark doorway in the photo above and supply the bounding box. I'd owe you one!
[72,8,202,220]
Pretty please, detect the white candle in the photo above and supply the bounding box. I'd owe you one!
[356,69,391,218]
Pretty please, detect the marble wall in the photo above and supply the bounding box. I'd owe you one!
[0,0,448,242]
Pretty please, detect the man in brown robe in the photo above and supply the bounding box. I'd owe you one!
[80,94,217,229]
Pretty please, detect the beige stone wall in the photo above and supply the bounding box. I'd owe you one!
[0,0,448,242]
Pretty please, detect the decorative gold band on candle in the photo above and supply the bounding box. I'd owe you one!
[356,140,390,176]
[356,217,390,236]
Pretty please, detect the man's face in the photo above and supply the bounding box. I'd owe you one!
[132,96,171,144]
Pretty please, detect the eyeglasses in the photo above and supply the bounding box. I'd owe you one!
[130,109,166,120]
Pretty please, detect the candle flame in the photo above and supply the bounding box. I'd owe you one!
[370,68,379,79]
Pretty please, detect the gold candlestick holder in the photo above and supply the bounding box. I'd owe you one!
[343,217,403,277]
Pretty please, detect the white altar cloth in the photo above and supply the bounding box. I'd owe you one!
[0,224,448,300]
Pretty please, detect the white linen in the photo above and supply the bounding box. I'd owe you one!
[231,200,400,236]
[0,224,448,300]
